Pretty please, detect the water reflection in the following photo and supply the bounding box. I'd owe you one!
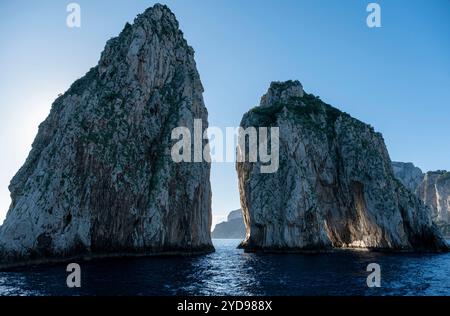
[0,239,449,295]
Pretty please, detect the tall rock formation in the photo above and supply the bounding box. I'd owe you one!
[237,80,448,252]
[393,162,450,236]
[391,162,423,194]
[0,4,213,267]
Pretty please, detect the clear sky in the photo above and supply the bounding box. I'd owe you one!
[0,0,449,228]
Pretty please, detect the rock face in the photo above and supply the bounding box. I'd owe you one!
[0,4,213,267]
[393,162,450,236]
[392,162,424,194]
[237,80,448,252]
[211,209,245,239]
[419,172,450,225]
[227,209,243,222]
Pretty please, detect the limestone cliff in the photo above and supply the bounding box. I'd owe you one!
[0,4,213,267]
[237,80,448,252]
[227,209,244,222]
[419,172,450,226]
[392,162,423,194]
[392,162,450,236]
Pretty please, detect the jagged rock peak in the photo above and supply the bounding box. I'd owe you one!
[0,4,212,268]
[260,80,304,108]
[392,162,450,236]
[97,4,201,94]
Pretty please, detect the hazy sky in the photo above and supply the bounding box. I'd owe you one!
[0,0,449,228]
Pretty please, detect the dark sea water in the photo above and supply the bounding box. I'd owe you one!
[1,239,449,296]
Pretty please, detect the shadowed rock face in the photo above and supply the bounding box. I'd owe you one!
[237,80,448,253]
[0,4,213,267]
[392,162,450,236]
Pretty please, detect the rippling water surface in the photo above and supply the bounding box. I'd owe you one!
[1,239,449,296]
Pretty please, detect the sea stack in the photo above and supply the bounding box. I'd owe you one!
[0,4,213,267]
[236,80,448,252]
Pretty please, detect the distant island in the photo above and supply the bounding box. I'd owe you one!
[0,4,214,269]
[212,209,246,239]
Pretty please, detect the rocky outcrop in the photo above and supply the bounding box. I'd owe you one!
[419,172,450,225]
[392,162,450,236]
[227,209,244,221]
[0,4,213,268]
[237,80,448,252]
[211,209,245,239]
[392,162,424,194]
